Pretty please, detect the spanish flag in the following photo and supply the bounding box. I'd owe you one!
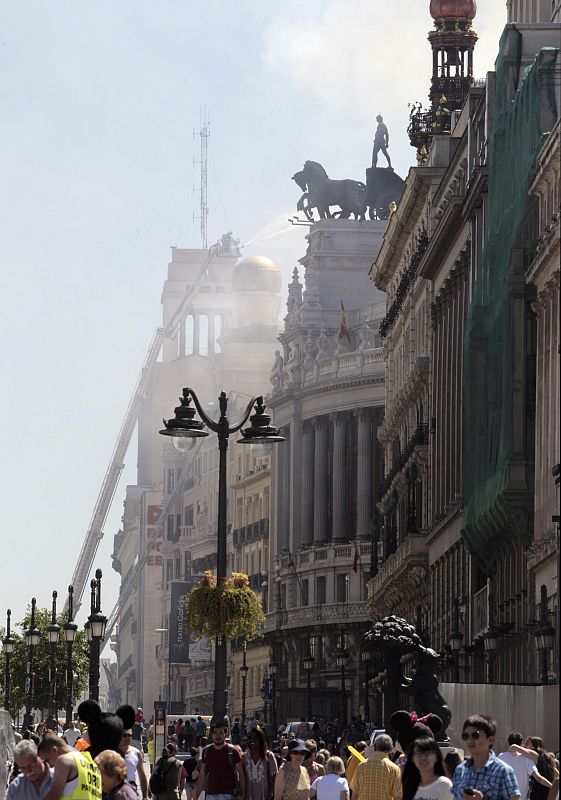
[339,301,351,343]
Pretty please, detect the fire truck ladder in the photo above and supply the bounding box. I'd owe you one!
[66,245,219,614]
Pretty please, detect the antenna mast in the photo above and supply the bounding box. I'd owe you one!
[193,114,210,250]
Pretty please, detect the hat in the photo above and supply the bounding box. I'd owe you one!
[77,699,136,759]
[287,739,311,758]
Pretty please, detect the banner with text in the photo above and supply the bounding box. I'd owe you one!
[169,581,190,664]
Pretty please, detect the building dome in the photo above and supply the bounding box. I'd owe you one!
[232,255,282,293]
[430,0,476,19]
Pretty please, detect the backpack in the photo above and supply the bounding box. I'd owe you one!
[149,761,173,795]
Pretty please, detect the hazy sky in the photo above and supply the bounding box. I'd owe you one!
[0,2,507,640]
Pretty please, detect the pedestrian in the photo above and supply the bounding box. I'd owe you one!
[194,720,246,800]
[231,719,242,748]
[195,718,207,747]
[274,739,310,800]
[345,742,367,787]
[443,752,462,781]
[176,721,185,751]
[242,727,278,800]
[197,737,208,761]
[150,744,183,800]
[38,733,102,800]
[452,715,520,800]
[184,720,195,752]
[350,734,401,800]
[7,740,53,800]
[131,715,145,754]
[63,721,81,749]
[524,738,558,800]
[304,741,326,782]
[95,750,138,800]
[181,747,199,800]
[401,737,452,800]
[296,721,310,740]
[119,727,149,798]
[309,756,349,800]
[498,734,552,800]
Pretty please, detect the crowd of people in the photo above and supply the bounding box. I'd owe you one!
[4,712,559,800]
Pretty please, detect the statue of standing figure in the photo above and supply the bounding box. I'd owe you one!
[372,114,392,168]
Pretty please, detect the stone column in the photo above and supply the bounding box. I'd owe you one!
[313,418,328,544]
[331,413,347,541]
[208,313,216,355]
[301,423,315,545]
[193,312,200,355]
[355,409,372,539]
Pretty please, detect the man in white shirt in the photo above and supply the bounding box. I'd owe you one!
[498,732,552,800]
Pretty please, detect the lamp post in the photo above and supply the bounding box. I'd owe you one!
[361,650,371,723]
[336,646,349,727]
[303,655,315,722]
[240,641,248,735]
[160,388,284,723]
[2,609,15,716]
[269,661,278,737]
[535,584,556,685]
[47,591,61,719]
[23,597,41,730]
[86,570,107,701]
[449,600,463,683]
[483,627,498,684]
[64,586,78,725]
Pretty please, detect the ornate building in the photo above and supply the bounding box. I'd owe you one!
[265,219,387,723]
[369,2,560,744]
[112,241,282,712]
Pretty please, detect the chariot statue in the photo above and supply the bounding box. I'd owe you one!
[292,160,367,221]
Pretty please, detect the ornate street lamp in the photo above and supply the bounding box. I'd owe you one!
[64,585,78,725]
[86,570,107,701]
[361,650,371,723]
[448,600,463,683]
[482,627,498,684]
[535,584,556,685]
[23,597,41,729]
[336,647,349,727]
[240,641,248,735]
[160,389,284,722]
[47,591,61,719]
[303,655,315,722]
[2,609,15,715]
[269,661,278,737]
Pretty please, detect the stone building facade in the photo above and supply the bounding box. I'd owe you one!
[265,219,387,723]
[369,3,560,738]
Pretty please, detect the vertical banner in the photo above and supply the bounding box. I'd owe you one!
[169,581,190,664]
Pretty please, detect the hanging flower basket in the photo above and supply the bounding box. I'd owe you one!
[187,571,265,641]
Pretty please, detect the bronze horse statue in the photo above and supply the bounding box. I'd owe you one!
[292,161,367,221]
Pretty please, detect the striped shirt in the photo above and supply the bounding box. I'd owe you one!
[350,752,402,800]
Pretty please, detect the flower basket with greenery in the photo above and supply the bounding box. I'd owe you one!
[187,571,265,641]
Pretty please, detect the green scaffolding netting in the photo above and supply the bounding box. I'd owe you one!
[461,25,559,572]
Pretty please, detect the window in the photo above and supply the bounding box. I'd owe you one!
[301,579,309,606]
[176,513,182,534]
[281,584,287,610]
[316,576,326,605]
[168,469,175,494]
[184,505,194,526]
[185,315,194,355]
[336,574,349,603]
[175,558,181,578]
[167,516,174,541]
[166,560,173,585]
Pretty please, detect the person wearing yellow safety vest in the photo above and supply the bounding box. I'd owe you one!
[37,733,102,800]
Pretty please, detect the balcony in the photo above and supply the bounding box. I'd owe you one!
[264,600,371,633]
[232,519,269,547]
[277,542,371,571]
[368,533,428,604]
[378,423,429,498]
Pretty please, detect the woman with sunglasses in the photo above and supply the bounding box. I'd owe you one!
[119,729,149,799]
[274,739,311,800]
[402,738,452,800]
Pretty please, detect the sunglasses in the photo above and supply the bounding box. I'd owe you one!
[461,731,484,741]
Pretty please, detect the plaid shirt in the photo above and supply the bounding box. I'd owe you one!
[452,752,520,800]
[350,752,402,800]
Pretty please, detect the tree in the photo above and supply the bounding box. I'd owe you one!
[0,606,89,720]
